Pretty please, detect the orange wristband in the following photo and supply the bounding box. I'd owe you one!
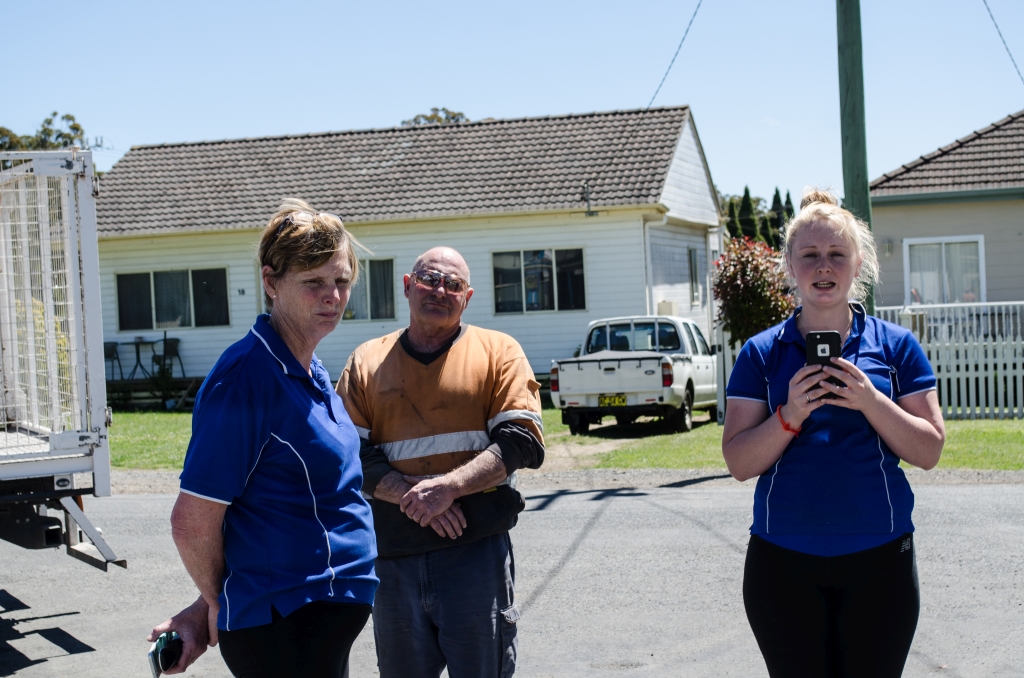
[775,405,801,437]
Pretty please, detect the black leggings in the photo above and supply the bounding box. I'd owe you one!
[218,600,371,678]
[743,533,920,678]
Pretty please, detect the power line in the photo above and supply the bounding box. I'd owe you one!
[584,0,703,205]
[982,0,1024,90]
[646,0,704,112]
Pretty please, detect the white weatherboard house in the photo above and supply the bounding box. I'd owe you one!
[96,106,722,380]
[869,108,1024,306]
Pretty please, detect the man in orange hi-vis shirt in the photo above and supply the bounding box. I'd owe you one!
[337,246,544,678]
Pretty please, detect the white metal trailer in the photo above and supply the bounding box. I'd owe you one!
[0,149,124,570]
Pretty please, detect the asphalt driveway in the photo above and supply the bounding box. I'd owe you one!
[0,473,1020,677]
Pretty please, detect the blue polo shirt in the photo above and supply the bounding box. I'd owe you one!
[726,305,936,556]
[180,314,377,631]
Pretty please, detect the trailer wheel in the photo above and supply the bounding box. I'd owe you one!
[708,405,719,424]
[668,391,693,433]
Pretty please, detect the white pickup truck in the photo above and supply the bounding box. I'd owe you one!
[550,315,718,435]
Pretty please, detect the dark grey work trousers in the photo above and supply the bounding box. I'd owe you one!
[372,532,520,678]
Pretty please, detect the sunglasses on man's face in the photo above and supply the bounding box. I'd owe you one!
[410,269,468,294]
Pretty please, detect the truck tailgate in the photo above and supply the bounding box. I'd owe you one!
[555,350,664,395]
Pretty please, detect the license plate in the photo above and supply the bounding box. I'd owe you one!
[599,395,627,407]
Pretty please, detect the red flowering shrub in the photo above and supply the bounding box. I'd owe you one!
[713,237,796,347]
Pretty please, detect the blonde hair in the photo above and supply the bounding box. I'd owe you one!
[258,198,365,310]
[780,188,879,302]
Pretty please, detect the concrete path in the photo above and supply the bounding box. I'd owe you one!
[1,476,1020,677]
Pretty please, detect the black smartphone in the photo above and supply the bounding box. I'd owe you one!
[805,331,844,399]
[148,632,183,677]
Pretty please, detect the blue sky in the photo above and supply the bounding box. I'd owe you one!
[6,0,1024,204]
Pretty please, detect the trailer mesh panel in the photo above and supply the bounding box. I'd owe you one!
[0,167,82,459]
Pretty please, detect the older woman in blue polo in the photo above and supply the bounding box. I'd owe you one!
[149,199,377,677]
[722,189,945,678]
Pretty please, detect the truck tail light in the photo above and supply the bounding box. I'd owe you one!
[662,362,673,387]
[550,367,560,392]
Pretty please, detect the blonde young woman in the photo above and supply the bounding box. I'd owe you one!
[722,190,945,677]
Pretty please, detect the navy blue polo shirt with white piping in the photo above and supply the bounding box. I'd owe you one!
[726,304,936,556]
[179,314,377,631]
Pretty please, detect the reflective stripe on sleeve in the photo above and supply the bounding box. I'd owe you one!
[380,431,491,462]
[487,409,543,433]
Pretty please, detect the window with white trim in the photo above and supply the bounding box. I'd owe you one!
[344,259,395,320]
[116,269,230,331]
[903,236,985,305]
[493,249,585,313]
[688,247,700,304]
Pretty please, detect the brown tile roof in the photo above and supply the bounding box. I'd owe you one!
[96,106,692,237]
[870,109,1024,196]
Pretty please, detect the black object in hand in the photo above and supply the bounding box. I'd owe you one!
[148,631,183,677]
[805,331,844,400]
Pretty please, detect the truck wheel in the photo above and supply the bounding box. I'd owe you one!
[570,419,590,435]
[615,415,637,427]
[669,392,693,433]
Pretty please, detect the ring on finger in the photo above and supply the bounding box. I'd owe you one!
[806,393,810,403]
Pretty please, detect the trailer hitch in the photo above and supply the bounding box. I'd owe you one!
[59,496,127,572]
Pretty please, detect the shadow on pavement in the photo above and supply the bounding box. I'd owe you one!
[524,487,649,512]
[659,474,732,488]
[0,590,93,676]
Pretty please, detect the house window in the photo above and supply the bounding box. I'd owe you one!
[492,249,585,314]
[903,236,985,305]
[116,268,230,331]
[344,259,395,320]
[688,248,700,304]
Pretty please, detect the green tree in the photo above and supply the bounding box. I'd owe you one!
[33,112,85,149]
[0,126,26,151]
[759,214,777,248]
[784,190,795,220]
[713,237,796,347]
[402,107,469,126]
[1,112,88,150]
[725,199,740,238]
[770,188,785,229]
[738,186,760,240]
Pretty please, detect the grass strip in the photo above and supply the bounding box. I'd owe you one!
[106,409,1024,472]
[109,411,192,470]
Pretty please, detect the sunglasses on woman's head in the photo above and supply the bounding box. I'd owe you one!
[410,269,468,294]
[266,211,343,250]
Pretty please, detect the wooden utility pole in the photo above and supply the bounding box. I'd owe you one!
[836,0,874,313]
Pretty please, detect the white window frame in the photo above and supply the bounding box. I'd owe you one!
[491,247,587,315]
[343,258,397,322]
[688,247,700,305]
[902,235,986,305]
[115,267,232,332]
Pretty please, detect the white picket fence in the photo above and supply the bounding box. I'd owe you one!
[714,301,1024,421]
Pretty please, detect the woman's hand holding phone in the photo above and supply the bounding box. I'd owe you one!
[147,595,212,674]
[818,357,883,413]
[781,364,831,428]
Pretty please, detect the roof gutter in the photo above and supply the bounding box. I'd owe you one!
[871,186,1024,206]
[96,202,666,241]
